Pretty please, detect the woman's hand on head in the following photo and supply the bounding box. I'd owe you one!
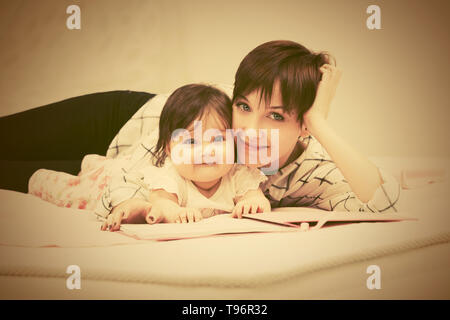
[303,64,342,134]
[101,198,155,232]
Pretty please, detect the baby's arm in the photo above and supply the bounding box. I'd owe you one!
[101,189,202,231]
[101,198,153,231]
[232,188,271,219]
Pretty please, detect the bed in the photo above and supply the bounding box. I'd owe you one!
[0,156,449,299]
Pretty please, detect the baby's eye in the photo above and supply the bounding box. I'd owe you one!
[269,112,284,121]
[183,138,198,145]
[213,135,225,143]
[235,102,251,112]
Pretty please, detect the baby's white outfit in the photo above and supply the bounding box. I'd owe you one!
[139,161,267,218]
[118,159,267,218]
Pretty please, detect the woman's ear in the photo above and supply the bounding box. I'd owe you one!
[299,122,310,138]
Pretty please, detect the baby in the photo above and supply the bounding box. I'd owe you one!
[101,84,270,231]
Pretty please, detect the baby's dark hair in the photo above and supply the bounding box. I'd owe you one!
[233,40,334,125]
[152,84,232,167]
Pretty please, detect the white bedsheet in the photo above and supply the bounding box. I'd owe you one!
[0,157,449,299]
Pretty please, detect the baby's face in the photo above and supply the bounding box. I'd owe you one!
[168,112,234,183]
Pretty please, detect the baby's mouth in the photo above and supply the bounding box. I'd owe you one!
[195,159,218,166]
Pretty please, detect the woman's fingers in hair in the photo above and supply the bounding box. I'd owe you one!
[320,63,335,70]
[320,64,337,75]
[320,64,342,78]
[320,64,332,72]
[319,65,342,85]
[320,67,332,81]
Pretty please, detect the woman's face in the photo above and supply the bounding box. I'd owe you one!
[232,81,304,171]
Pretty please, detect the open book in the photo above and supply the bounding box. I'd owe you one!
[118,207,417,241]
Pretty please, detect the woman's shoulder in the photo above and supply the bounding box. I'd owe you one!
[225,164,267,198]
[296,135,332,162]
[228,164,267,189]
[263,136,334,189]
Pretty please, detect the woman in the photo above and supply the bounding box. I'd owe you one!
[0,40,399,218]
[230,40,399,213]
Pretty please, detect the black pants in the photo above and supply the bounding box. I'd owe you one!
[0,90,155,193]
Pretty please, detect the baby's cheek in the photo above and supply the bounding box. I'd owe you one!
[169,144,196,165]
[192,146,202,163]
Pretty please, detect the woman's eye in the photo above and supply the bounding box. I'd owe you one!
[269,112,284,121]
[236,102,251,112]
[183,138,197,145]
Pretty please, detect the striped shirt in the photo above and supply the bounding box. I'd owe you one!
[262,135,400,212]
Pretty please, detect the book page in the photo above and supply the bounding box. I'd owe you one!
[119,213,295,241]
[242,207,417,226]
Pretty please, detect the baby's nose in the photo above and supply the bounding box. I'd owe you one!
[203,142,216,157]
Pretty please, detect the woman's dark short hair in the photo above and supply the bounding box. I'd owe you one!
[152,84,232,167]
[233,40,334,124]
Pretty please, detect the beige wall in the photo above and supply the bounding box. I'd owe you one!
[0,0,449,158]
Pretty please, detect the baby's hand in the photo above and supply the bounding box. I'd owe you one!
[101,198,156,232]
[173,207,203,224]
[148,198,202,224]
[231,197,271,219]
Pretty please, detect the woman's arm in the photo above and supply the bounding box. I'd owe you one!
[303,65,384,203]
[306,116,383,203]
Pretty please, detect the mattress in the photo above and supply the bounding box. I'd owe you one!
[0,157,449,299]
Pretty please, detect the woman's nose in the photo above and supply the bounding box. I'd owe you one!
[241,115,260,131]
[239,117,261,139]
[238,126,270,148]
